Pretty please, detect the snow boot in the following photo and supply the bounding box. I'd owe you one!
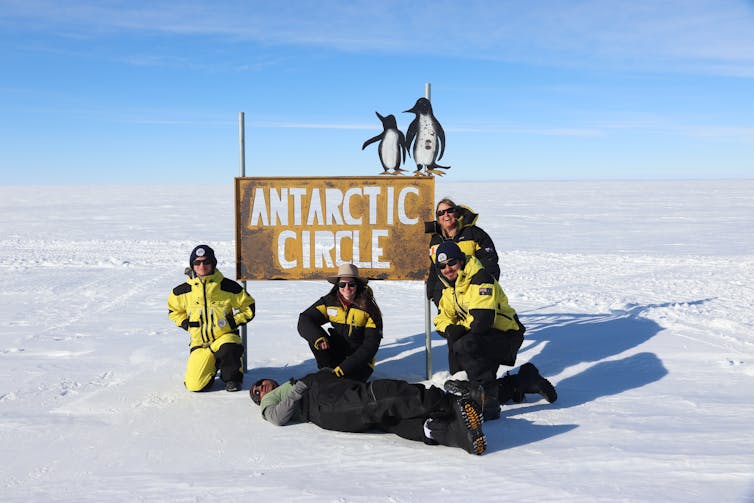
[517,363,557,403]
[225,380,242,392]
[482,382,501,421]
[497,373,524,404]
[426,395,486,455]
[443,380,486,411]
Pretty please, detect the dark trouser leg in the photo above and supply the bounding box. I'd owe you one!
[365,381,450,420]
[366,381,452,442]
[381,418,429,442]
[306,332,372,382]
[454,334,499,389]
[454,330,524,385]
[347,364,374,382]
[303,374,454,440]
[303,373,373,432]
[447,336,463,375]
[454,330,523,420]
[306,334,348,370]
[214,342,244,383]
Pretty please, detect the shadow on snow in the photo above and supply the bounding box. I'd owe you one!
[376,300,710,450]
[241,300,711,451]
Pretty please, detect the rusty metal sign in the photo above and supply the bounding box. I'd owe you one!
[235,176,435,281]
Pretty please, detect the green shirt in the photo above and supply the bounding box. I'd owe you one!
[259,380,307,425]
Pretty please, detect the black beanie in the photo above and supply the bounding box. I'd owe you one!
[189,244,217,268]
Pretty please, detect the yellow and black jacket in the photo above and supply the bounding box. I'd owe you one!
[168,269,255,351]
[434,255,521,336]
[298,289,382,378]
[426,205,500,304]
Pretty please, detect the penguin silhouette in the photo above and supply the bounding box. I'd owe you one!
[404,97,450,176]
[362,112,407,175]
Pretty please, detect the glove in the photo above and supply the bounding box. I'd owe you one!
[443,324,467,344]
[332,366,344,378]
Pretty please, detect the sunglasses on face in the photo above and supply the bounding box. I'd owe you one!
[338,281,357,289]
[193,259,211,266]
[436,207,458,217]
[437,258,459,270]
[250,379,264,405]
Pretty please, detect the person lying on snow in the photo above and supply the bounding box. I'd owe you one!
[249,369,487,455]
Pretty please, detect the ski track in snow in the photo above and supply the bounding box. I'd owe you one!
[0,181,753,502]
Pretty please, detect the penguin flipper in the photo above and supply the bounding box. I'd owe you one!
[433,119,446,160]
[362,134,382,150]
[404,121,418,156]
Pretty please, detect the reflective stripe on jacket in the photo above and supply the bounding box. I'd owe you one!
[434,255,520,335]
[168,269,255,350]
[298,291,382,376]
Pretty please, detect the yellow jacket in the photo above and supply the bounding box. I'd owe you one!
[298,287,382,377]
[168,269,255,350]
[434,255,521,335]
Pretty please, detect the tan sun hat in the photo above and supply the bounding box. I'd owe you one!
[327,263,367,285]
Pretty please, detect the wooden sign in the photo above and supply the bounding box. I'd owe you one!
[235,176,434,281]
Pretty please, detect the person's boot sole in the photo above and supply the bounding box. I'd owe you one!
[452,396,487,455]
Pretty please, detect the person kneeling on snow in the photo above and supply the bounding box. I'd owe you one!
[433,240,557,421]
[168,244,255,392]
[297,263,383,382]
[249,370,487,455]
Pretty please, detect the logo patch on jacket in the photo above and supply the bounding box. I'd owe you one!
[479,287,492,296]
[327,307,338,317]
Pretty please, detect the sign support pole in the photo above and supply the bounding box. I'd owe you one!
[424,82,433,380]
[239,112,248,373]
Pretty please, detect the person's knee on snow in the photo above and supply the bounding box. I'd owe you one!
[184,347,217,391]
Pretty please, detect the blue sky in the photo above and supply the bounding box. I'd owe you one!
[1,0,753,184]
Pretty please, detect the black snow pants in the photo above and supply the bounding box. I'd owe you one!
[300,371,452,442]
[451,328,524,393]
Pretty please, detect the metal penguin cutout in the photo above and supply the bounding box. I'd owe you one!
[362,112,408,175]
[404,97,450,176]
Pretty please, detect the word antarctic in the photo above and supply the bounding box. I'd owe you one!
[247,185,420,270]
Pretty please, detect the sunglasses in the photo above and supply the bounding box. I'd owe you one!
[250,378,264,405]
[193,259,211,266]
[436,207,458,217]
[437,258,459,270]
[338,281,357,289]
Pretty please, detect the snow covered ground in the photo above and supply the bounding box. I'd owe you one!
[1,180,753,502]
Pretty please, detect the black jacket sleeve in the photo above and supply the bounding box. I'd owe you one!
[470,226,500,280]
[425,233,445,305]
[297,298,330,346]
